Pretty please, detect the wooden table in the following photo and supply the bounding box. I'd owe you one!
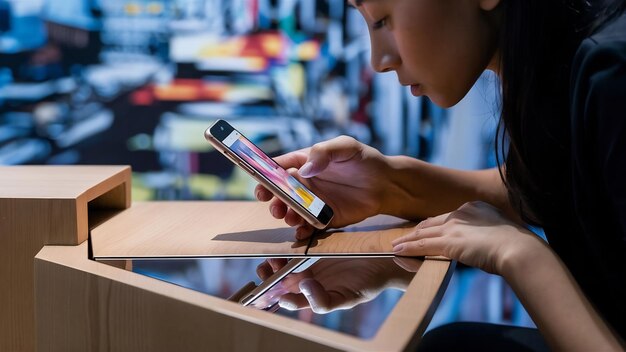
[1,166,453,352]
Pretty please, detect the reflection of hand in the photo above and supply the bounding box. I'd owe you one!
[392,257,423,272]
[257,258,416,314]
[392,201,544,275]
[255,136,392,240]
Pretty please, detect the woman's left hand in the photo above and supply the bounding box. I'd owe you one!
[392,201,542,275]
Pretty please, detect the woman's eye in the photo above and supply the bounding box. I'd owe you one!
[372,17,387,29]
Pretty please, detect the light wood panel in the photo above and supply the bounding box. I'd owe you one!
[91,203,417,259]
[306,216,415,255]
[91,202,309,258]
[35,242,453,352]
[0,166,131,352]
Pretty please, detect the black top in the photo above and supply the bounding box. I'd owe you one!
[549,12,626,338]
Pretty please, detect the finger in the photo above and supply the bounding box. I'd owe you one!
[278,293,310,311]
[284,208,305,227]
[280,271,314,292]
[393,236,448,258]
[273,150,310,170]
[299,278,348,314]
[254,184,273,202]
[256,261,273,280]
[268,258,288,272]
[298,278,331,313]
[298,136,362,178]
[391,225,443,247]
[295,224,315,240]
[269,198,288,219]
[417,212,450,229]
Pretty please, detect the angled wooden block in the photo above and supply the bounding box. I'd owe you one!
[0,165,131,352]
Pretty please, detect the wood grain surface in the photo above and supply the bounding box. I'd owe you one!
[0,165,131,352]
[91,202,419,259]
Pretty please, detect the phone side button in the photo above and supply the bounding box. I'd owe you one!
[239,162,256,175]
[223,151,236,162]
[241,294,255,305]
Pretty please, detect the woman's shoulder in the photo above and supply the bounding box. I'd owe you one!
[573,12,626,77]
[571,12,626,110]
[589,10,626,44]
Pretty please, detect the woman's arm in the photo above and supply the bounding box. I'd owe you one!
[392,201,624,351]
[384,156,515,220]
[501,239,624,351]
[256,136,516,238]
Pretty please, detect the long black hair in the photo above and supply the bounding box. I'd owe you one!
[496,0,626,225]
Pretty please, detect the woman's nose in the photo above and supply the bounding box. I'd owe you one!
[370,41,401,73]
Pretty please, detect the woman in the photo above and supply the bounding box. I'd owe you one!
[255,0,626,350]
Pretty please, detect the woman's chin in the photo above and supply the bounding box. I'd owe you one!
[426,91,466,109]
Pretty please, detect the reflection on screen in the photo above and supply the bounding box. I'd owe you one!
[223,130,325,216]
[125,257,412,339]
[248,281,289,311]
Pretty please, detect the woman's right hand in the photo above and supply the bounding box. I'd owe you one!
[255,136,391,240]
[256,258,416,314]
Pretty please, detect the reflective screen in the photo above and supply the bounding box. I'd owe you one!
[100,257,420,339]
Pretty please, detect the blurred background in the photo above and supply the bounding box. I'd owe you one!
[0,0,534,334]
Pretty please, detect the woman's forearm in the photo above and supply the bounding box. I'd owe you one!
[382,156,513,220]
[501,240,623,351]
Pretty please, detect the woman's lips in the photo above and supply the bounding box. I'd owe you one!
[410,84,424,97]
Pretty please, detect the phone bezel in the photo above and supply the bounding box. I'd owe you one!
[205,119,334,229]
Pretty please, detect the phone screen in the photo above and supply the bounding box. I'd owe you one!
[222,129,326,217]
[247,280,289,311]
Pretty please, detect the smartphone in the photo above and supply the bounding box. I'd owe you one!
[205,119,334,229]
[239,257,319,310]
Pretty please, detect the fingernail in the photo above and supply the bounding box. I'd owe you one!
[299,162,314,178]
[299,282,312,296]
[393,244,404,253]
[270,206,278,218]
[255,190,261,199]
[279,300,297,310]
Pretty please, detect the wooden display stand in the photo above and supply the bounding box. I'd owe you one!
[0,166,131,352]
[1,166,453,351]
[35,241,451,352]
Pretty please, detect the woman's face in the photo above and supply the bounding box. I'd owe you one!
[350,0,501,108]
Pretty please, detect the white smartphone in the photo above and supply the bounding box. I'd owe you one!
[204,119,334,229]
[239,257,319,311]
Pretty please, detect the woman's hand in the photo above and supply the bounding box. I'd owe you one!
[391,201,544,275]
[394,203,624,351]
[256,258,416,314]
[255,136,392,240]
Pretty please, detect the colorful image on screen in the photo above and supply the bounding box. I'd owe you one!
[223,130,325,217]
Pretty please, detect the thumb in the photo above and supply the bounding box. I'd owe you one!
[299,278,330,313]
[298,136,362,178]
[298,160,322,178]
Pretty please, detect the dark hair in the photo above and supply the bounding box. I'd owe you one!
[496,0,626,225]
